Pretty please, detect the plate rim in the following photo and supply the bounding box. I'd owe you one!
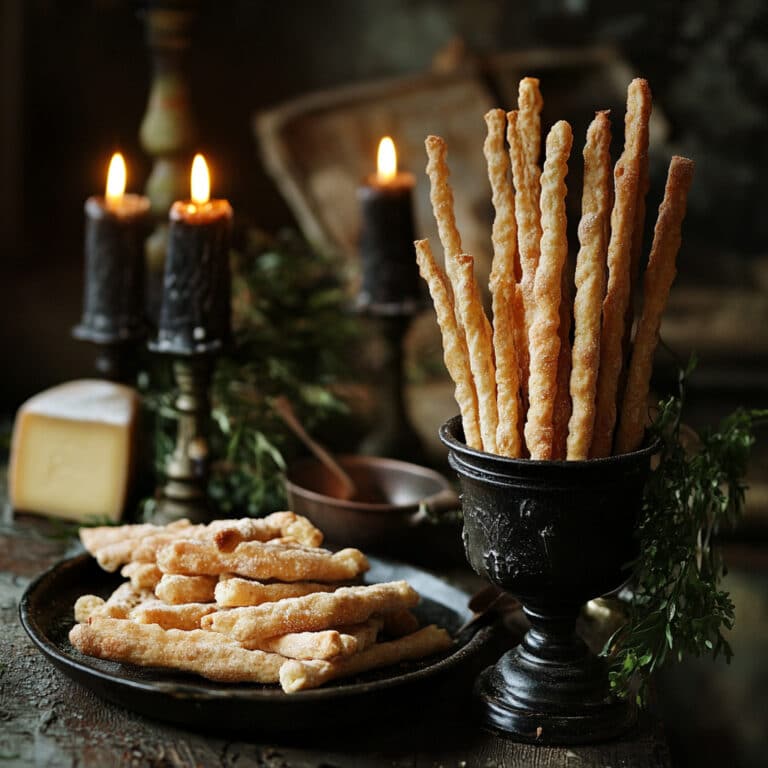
[19,552,492,703]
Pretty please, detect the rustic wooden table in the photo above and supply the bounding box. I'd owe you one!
[0,510,672,768]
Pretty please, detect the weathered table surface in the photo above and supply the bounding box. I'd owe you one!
[0,511,672,768]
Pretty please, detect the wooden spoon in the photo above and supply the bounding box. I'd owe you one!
[271,395,357,501]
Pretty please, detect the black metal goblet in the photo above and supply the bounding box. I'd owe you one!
[440,415,655,745]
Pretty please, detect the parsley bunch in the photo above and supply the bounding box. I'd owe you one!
[604,358,768,705]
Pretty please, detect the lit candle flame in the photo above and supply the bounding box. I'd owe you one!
[377,137,397,183]
[105,152,126,204]
[191,153,210,204]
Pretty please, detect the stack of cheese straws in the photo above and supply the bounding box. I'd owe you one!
[70,513,451,693]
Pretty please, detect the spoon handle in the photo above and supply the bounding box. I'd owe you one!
[272,396,357,500]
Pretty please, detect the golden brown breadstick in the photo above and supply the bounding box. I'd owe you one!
[101,582,154,619]
[524,120,573,460]
[415,239,482,449]
[492,278,522,457]
[94,527,204,571]
[74,594,105,623]
[214,577,336,608]
[69,617,285,684]
[592,79,652,457]
[130,600,216,631]
[254,630,355,660]
[91,517,315,572]
[484,108,522,457]
[202,581,419,643]
[279,625,452,693]
[551,266,573,460]
[567,111,613,460]
[381,608,420,638]
[155,574,217,605]
[485,108,519,289]
[345,617,384,652]
[130,530,209,565]
[121,562,163,590]
[257,619,385,658]
[454,253,498,453]
[211,512,323,551]
[245,622,383,661]
[157,539,369,583]
[518,77,544,183]
[425,135,463,303]
[507,110,539,406]
[79,519,191,555]
[625,85,652,354]
[615,157,694,453]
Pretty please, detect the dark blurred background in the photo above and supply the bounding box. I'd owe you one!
[1,1,767,766]
[2,0,768,407]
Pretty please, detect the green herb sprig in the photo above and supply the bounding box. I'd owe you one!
[604,358,768,705]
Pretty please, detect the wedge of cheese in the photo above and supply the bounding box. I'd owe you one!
[9,380,140,522]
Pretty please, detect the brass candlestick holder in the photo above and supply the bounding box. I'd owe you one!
[149,352,215,524]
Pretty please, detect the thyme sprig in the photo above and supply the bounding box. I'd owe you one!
[604,358,768,705]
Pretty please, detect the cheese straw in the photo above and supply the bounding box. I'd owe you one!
[202,581,418,643]
[130,600,216,631]
[567,111,613,460]
[157,539,369,583]
[155,574,218,605]
[615,156,694,454]
[215,577,336,608]
[248,619,382,661]
[415,239,482,449]
[121,562,163,590]
[210,512,323,551]
[454,253,498,453]
[425,135,464,310]
[69,617,285,684]
[524,120,573,460]
[592,79,652,457]
[484,108,522,457]
[279,625,452,693]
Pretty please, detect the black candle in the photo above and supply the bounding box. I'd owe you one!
[153,154,233,355]
[357,137,421,310]
[74,153,150,343]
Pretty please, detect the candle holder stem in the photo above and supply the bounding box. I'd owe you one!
[475,601,631,743]
[358,313,425,463]
[153,356,213,524]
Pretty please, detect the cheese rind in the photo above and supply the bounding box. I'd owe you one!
[9,380,139,522]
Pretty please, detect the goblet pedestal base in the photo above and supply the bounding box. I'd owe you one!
[476,608,633,744]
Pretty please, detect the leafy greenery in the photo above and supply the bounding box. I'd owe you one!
[604,357,768,705]
[145,229,359,517]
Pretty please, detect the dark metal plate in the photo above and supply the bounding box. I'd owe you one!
[19,553,489,733]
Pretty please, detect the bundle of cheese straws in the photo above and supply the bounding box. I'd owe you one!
[70,513,451,693]
[418,77,694,460]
